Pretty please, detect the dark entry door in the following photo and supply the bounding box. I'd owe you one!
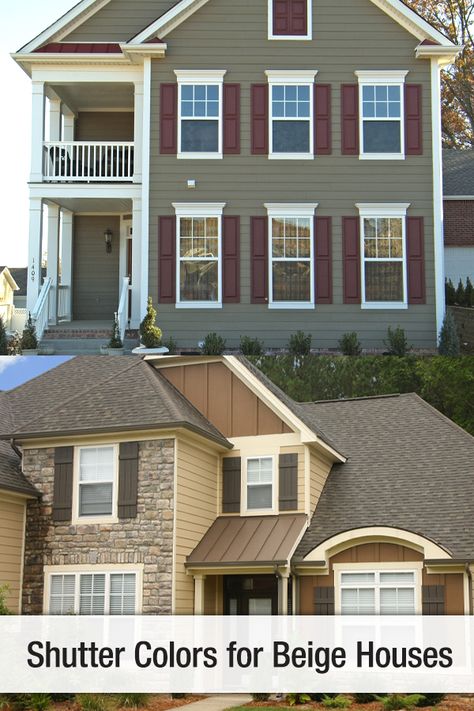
[224,575,278,616]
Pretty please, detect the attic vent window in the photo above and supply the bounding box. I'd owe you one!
[269,0,312,40]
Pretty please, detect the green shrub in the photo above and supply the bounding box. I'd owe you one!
[251,694,270,701]
[415,694,446,707]
[0,697,10,710]
[162,337,178,355]
[170,695,186,700]
[240,336,264,356]
[353,694,378,704]
[438,309,460,356]
[0,317,7,356]
[379,695,425,710]
[116,693,149,708]
[455,279,466,306]
[77,695,108,711]
[0,585,11,615]
[6,696,52,711]
[385,326,409,356]
[445,278,456,306]
[201,333,226,355]
[108,314,123,349]
[286,693,311,706]
[322,695,352,708]
[339,332,362,356]
[288,331,312,356]
[20,313,38,351]
[139,297,162,348]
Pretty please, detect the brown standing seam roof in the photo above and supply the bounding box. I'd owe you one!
[186,514,307,567]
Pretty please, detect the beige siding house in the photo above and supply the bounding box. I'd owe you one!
[13,0,461,351]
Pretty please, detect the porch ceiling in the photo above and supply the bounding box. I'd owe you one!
[47,197,132,213]
[50,82,134,112]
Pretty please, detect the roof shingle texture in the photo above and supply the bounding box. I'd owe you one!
[294,393,474,561]
[0,393,38,496]
[444,149,474,196]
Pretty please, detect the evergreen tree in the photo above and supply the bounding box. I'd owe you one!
[0,317,8,356]
[438,309,461,356]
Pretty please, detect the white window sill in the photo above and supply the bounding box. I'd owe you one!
[361,302,408,310]
[268,34,312,41]
[269,302,315,310]
[359,154,405,161]
[269,153,314,160]
[176,302,222,309]
[72,516,119,526]
[243,509,278,516]
[177,153,223,160]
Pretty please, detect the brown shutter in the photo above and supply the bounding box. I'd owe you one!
[422,585,445,615]
[315,216,332,304]
[273,0,290,35]
[251,84,269,155]
[118,442,139,519]
[158,216,176,304]
[315,84,332,155]
[343,217,361,304]
[314,587,335,615]
[407,216,426,305]
[405,84,423,156]
[160,83,178,155]
[279,453,298,511]
[53,447,74,523]
[222,457,241,513]
[251,217,268,304]
[223,216,240,303]
[223,84,241,155]
[341,84,359,155]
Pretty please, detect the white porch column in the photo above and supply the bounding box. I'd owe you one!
[30,82,45,182]
[278,573,290,616]
[194,575,207,615]
[133,81,144,184]
[131,197,143,328]
[61,210,74,321]
[27,198,44,314]
[46,204,60,325]
[49,98,62,142]
[63,108,75,141]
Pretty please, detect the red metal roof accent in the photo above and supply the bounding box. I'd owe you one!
[35,43,123,53]
[421,39,440,45]
[145,37,164,43]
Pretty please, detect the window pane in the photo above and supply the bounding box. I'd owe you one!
[365,262,404,302]
[341,573,376,585]
[380,588,415,615]
[110,574,136,616]
[273,262,311,302]
[273,121,310,153]
[79,447,114,482]
[207,85,219,101]
[247,458,273,483]
[363,121,401,154]
[341,588,375,615]
[363,86,375,101]
[181,120,219,152]
[247,484,272,510]
[181,85,193,101]
[380,572,415,585]
[50,575,75,615]
[180,261,218,302]
[80,574,105,615]
[79,483,113,516]
[272,218,285,239]
[249,598,273,615]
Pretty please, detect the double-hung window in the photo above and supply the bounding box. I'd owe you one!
[246,457,274,512]
[357,204,409,309]
[356,71,407,159]
[77,446,116,520]
[175,70,226,159]
[339,570,417,615]
[47,569,141,615]
[173,203,226,308]
[266,71,317,158]
[265,204,317,308]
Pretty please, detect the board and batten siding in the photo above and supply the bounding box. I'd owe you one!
[0,494,26,614]
[309,446,333,514]
[144,0,436,349]
[174,438,220,614]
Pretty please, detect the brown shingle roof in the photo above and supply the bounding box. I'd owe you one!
[0,394,38,497]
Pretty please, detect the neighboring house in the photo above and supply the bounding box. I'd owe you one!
[0,268,20,331]
[12,0,461,350]
[443,149,474,285]
[1,355,473,616]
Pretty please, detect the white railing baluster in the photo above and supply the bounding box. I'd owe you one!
[31,277,53,342]
[117,277,130,342]
[42,142,135,182]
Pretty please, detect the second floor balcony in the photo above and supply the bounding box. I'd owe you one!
[43,141,135,182]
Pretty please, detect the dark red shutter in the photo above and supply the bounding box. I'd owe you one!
[160,84,177,155]
[251,84,269,155]
[158,216,176,304]
[273,0,308,36]
[315,84,332,155]
[223,216,240,303]
[407,216,425,304]
[315,216,332,304]
[223,84,241,155]
[405,84,423,155]
[343,217,361,304]
[341,84,359,156]
[251,217,268,304]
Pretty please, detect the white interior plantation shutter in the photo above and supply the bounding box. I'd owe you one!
[110,573,136,615]
[79,574,106,615]
[50,575,75,615]
[341,588,375,615]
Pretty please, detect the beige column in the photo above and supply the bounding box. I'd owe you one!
[194,575,207,615]
[278,572,290,615]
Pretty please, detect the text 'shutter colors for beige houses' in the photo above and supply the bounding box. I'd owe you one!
[0,355,473,617]
[13,0,461,350]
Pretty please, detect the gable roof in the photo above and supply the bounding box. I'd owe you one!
[444,149,474,197]
[0,267,20,292]
[0,394,39,497]
[294,393,474,561]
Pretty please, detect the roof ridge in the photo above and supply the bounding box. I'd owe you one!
[301,393,403,405]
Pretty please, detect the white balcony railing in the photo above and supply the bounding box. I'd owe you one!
[58,285,70,321]
[43,141,134,182]
[31,277,52,342]
[117,277,131,342]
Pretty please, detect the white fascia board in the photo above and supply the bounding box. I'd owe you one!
[444,196,474,201]
[130,0,211,43]
[415,44,464,65]
[120,44,167,62]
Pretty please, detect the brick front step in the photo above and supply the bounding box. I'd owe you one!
[43,329,140,340]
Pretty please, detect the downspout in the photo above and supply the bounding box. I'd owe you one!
[466,563,473,615]
[10,439,22,460]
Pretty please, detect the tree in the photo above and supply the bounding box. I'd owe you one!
[405,0,474,148]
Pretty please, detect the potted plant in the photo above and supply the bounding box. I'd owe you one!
[107,314,124,355]
[133,297,168,355]
[20,313,39,355]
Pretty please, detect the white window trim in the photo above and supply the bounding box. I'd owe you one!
[243,455,277,515]
[173,202,226,309]
[43,564,144,615]
[334,562,423,615]
[357,203,410,310]
[175,70,227,160]
[267,0,313,40]
[265,203,318,310]
[355,70,408,161]
[265,71,317,160]
[72,444,119,526]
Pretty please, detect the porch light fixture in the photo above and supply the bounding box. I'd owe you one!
[104,229,113,254]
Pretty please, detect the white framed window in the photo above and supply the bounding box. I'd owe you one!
[265,203,318,309]
[175,70,226,159]
[338,569,418,615]
[265,71,317,159]
[356,203,410,309]
[45,566,143,615]
[74,445,118,523]
[355,71,408,160]
[173,203,226,309]
[245,456,276,513]
[268,0,313,40]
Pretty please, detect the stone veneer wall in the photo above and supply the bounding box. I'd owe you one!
[22,439,175,615]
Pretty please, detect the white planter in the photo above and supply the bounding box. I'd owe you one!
[107,348,124,356]
[100,345,109,355]
[131,345,169,356]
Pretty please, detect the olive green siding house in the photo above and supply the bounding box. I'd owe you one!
[13,0,461,350]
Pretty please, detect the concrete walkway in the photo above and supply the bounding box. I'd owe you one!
[182,695,252,710]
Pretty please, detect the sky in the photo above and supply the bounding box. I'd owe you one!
[0,355,72,389]
[0,0,76,268]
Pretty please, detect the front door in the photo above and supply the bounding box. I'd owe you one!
[224,575,278,616]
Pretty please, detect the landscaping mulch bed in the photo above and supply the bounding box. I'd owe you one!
[238,696,474,711]
[1,697,206,711]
